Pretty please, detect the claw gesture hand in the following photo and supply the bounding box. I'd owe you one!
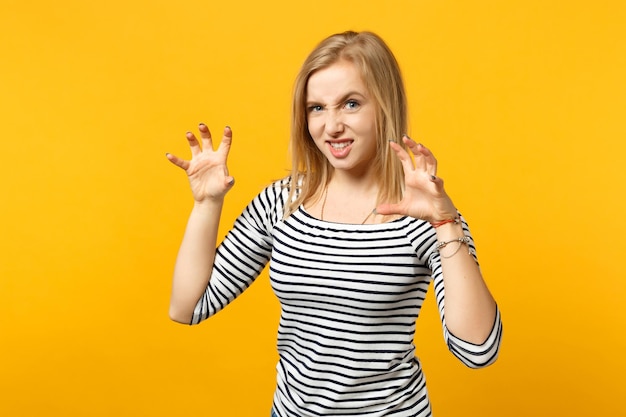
[166,124,235,203]
[376,135,458,222]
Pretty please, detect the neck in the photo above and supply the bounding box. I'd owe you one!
[327,170,379,196]
[320,186,377,224]
[318,173,380,224]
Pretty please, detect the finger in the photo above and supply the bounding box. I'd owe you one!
[186,131,202,157]
[375,202,406,216]
[423,146,437,177]
[416,142,438,175]
[404,136,437,176]
[165,152,190,171]
[402,134,421,154]
[430,174,445,188]
[388,140,415,173]
[402,135,427,171]
[217,126,233,155]
[198,123,214,152]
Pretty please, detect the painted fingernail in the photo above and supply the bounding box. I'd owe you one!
[430,175,437,181]
[228,178,235,186]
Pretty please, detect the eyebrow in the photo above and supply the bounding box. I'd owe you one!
[305,91,368,107]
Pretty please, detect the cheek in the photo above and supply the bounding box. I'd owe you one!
[307,118,323,139]
[361,115,378,140]
[349,115,375,137]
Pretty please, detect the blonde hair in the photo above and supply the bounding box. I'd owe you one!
[284,31,409,218]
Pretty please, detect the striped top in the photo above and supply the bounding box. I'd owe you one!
[192,178,502,417]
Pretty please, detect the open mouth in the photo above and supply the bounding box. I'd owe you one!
[328,140,353,150]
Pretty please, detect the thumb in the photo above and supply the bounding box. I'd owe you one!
[376,202,405,216]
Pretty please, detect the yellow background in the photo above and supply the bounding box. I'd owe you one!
[1,0,625,416]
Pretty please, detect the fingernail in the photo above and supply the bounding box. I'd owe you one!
[228,178,235,186]
[199,123,206,127]
[225,125,231,129]
[372,208,378,214]
[430,175,437,181]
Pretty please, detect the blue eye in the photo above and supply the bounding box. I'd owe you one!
[344,100,360,111]
[308,105,323,113]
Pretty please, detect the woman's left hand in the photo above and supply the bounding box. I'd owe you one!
[376,135,458,222]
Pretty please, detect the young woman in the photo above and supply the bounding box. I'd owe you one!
[166,31,502,417]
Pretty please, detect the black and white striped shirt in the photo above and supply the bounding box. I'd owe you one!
[192,178,502,417]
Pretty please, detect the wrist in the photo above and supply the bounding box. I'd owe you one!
[430,213,460,229]
[435,235,471,258]
[192,198,224,212]
[434,220,464,241]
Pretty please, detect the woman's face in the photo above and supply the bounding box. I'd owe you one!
[306,60,378,177]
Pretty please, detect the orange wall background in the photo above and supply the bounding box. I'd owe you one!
[1,1,625,416]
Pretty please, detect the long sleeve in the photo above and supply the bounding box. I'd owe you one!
[428,217,503,368]
[190,179,288,324]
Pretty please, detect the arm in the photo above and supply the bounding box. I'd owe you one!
[377,135,500,345]
[429,217,502,367]
[187,180,284,324]
[166,124,235,324]
[169,200,223,324]
[432,219,496,343]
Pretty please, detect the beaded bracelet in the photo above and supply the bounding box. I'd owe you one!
[435,236,471,258]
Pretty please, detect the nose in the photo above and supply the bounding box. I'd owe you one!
[324,108,344,136]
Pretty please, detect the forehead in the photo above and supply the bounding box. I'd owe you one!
[306,60,368,99]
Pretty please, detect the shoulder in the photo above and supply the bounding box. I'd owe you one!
[243,176,293,226]
[261,176,292,203]
[396,216,439,260]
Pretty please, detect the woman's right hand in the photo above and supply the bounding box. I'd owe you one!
[166,124,235,203]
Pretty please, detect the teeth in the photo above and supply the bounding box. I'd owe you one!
[330,142,351,150]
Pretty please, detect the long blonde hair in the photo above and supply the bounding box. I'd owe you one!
[284,31,408,218]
